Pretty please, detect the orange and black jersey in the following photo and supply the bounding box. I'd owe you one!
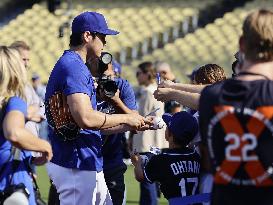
[199,79,273,205]
[144,148,201,200]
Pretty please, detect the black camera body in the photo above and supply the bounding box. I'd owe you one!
[97,52,118,98]
[0,183,30,204]
[97,75,118,98]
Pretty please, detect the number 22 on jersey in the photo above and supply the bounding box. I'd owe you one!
[225,133,258,161]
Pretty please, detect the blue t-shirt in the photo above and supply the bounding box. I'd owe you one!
[97,77,137,170]
[45,50,102,171]
[0,97,36,205]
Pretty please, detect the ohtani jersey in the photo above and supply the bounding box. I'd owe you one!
[144,148,201,200]
[199,79,273,205]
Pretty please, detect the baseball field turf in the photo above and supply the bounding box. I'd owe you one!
[37,165,168,204]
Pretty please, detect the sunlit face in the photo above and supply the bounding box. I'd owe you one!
[158,69,167,80]
[85,32,107,74]
[86,32,106,59]
[156,64,171,80]
[136,69,149,86]
[18,48,30,69]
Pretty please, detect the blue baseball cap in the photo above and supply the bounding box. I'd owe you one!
[112,59,122,75]
[162,111,198,142]
[72,12,119,35]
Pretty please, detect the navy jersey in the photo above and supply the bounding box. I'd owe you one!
[144,148,201,200]
[199,79,273,205]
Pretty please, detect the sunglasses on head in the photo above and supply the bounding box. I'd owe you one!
[88,31,106,45]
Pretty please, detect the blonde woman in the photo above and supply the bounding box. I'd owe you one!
[0,46,52,205]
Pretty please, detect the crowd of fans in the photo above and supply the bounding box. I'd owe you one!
[0,7,272,205]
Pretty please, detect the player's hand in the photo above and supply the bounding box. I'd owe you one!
[126,113,146,130]
[158,80,175,88]
[137,116,156,131]
[153,88,173,102]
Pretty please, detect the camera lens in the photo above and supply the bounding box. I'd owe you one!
[101,52,112,64]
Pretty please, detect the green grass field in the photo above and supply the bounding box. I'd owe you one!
[36,165,168,204]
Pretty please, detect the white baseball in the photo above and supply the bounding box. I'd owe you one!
[152,117,165,129]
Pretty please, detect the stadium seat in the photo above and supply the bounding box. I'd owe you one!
[123,0,272,83]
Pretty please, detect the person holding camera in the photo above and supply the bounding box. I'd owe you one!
[0,46,52,205]
[45,12,152,205]
[89,54,138,205]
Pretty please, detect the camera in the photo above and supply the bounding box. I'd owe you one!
[97,75,118,98]
[97,52,118,98]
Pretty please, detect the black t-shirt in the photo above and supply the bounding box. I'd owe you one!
[144,148,201,200]
[199,79,273,205]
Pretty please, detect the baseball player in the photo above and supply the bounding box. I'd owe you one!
[45,11,149,205]
[131,111,201,201]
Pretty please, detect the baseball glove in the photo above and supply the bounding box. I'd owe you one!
[45,92,80,141]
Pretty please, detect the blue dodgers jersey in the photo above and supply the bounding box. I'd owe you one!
[46,50,103,171]
[0,97,36,205]
[97,77,137,170]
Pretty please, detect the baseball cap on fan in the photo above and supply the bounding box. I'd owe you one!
[162,111,198,145]
[72,11,119,35]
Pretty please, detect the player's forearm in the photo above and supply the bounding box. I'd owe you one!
[171,83,206,94]
[79,110,129,130]
[101,124,132,135]
[170,90,200,110]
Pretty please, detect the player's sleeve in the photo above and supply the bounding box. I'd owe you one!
[5,96,27,117]
[120,79,137,110]
[143,155,161,183]
[62,61,92,97]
